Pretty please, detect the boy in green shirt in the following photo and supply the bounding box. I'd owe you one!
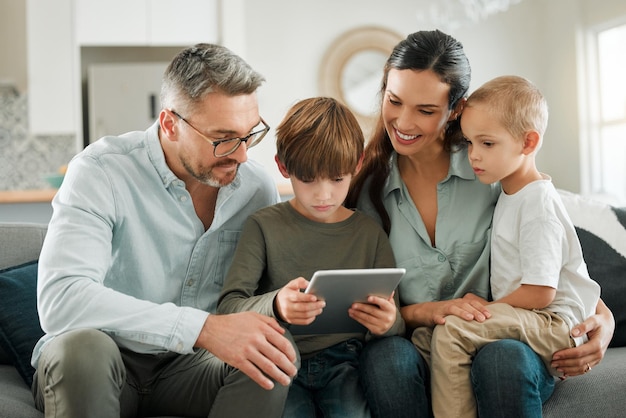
[218,97,404,418]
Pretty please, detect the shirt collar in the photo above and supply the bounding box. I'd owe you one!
[384,147,475,197]
[384,153,403,196]
[144,121,178,188]
[448,146,475,181]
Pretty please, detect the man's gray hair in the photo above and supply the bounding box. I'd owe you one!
[161,43,265,113]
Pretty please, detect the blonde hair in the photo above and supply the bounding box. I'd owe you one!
[276,97,364,180]
[465,75,548,141]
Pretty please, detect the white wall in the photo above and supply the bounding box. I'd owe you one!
[225,0,426,190]
[4,0,625,193]
[221,0,626,194]
[454,0,582,192]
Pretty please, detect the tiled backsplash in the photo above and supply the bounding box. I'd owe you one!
[0,85,76,190]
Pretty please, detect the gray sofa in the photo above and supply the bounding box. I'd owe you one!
[1,190,625,417]
[0,222,45,418]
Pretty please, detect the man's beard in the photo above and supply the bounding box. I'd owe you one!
[181,157,240,188]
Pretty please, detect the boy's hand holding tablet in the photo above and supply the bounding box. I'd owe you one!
[275,277,326,326]
[279,268,406,335]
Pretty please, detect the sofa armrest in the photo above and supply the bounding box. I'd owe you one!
[0,223,47,364]
[0,223,47,270]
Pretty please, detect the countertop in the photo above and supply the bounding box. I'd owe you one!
[0,189,57,203]
[0,184,293,204]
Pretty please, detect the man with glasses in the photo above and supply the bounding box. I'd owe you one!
[32,43,298,418]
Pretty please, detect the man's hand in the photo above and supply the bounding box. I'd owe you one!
[196,312,298,390]
[551,299,615,377]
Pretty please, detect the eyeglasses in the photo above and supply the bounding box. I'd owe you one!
[170,110,270,157]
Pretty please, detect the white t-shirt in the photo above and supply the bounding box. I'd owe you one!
[490,175,600,345]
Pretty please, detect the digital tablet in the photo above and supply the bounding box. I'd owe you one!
[289,268,406,335]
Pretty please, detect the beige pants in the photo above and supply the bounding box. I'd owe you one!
[412,303,574,418]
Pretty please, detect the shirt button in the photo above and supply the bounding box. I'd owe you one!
[180,195,188,202]
[438,254,446,262]
[187,279,194,286]
[175,343,183,351]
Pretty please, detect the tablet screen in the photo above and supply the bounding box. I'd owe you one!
[289,268,405,335]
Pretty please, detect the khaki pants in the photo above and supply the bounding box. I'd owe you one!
[412,303,573,418]
[33,328,293,418]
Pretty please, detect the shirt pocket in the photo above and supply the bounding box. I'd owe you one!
[397,235,490,303]
[397,253,447,303]
[444,236,491,298]
[446,236,489,275]
[208,230,241,287]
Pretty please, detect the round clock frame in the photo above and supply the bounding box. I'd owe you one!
[318,26,403,137]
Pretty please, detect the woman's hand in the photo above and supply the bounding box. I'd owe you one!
[275,277,326,325]
[400,294,491,328]
[349,292,397,336]
[551,299,615,377]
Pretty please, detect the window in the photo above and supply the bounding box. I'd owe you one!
[582,21,626,205]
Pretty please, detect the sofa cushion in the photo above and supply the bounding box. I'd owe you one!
[543,346,626,417]
[0,364,43,417]
[559,190,626,347]
[0,260,44,386]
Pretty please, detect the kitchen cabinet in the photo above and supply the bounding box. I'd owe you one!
[75,0,219,46]
[87,62,168,142]
[75,0,148,46]
[150,0,219,45]
[26,0,219,138]
[26,0,76,135]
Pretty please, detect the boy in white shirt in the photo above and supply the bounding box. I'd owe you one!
[414,75,601,418]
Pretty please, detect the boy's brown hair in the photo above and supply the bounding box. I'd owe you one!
[275,97,364,181]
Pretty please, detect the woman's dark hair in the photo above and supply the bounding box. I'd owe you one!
[345,30,471,234]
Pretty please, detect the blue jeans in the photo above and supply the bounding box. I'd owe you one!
[283,338,369,418]
[472,339,556,418]
[359,336,430,418]
[359,337,555,418]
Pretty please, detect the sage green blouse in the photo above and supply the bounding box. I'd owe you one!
[357,148,501,306]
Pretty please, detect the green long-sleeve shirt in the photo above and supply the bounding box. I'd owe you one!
[218,201,404,357]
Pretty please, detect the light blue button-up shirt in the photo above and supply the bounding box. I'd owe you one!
[32,122,279,367]
[357,148,500,306]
